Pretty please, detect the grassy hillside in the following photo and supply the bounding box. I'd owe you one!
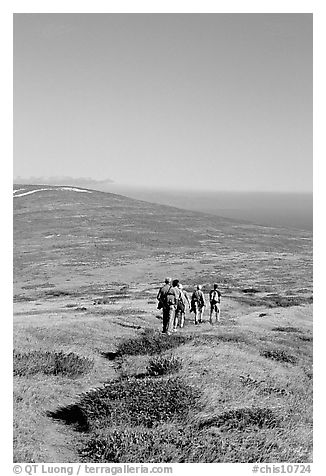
[13,184,313,463]
[14,184,312,302]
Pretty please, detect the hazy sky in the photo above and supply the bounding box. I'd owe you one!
[14,13,312,192]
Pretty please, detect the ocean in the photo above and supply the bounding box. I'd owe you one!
[104,186,313,232]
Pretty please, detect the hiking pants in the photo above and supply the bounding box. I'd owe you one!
[210,303,220,323]
[175,310,185,329]
[163,305,176,333]
[179,311,185,328]
[194,303,204,323]
[168,305,176,333]
[162,306,169,333]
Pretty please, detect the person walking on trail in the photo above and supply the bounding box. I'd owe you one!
[165,279,181,334]
[174,283,190,329]
[158,278,181,335]
[191,285,206,324]
[157,277,171,310]
[209,283,221,324]
[157,277,172,334]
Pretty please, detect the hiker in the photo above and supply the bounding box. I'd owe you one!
[209,283,222,324]
[191,285,206,324]
[174,283,190,329]
[164,279,181,334]
[157,277,172,334]
[158,278,181,335]
[157,277,171,310]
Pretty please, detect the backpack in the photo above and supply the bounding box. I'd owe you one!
[166,288,177,306]
[166,294,176,306]
[158,285,171,306]
[210,290,220,304]
[192,290,200,302]
[192,290,203,305]
[176,293,185,312]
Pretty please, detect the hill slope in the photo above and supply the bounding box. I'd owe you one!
[14,183,312,304]
[13,184,313,463]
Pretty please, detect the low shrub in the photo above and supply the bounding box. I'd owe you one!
[217,334,248,343]
[45,290,71,297]
[80,423,309,463]
[190,334,220,346]
[272,327,302,333]
[189,333,248,346]
[80,426,191,463]
[238,294,312,309]
[146,355,182,376]
[197,407,281,431]
[13,350,94,377]
[49,376,200,430]
[265,295,313,308]
[304,368,313,380]
[93,298,111,305]
[116,329,191,356]
[239,375,290,396]
[299,335,313,342]
[117,323,142,330]
[260,349,297,365]
[14,295,34,302]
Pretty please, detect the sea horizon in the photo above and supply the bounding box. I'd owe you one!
[102,186,313,232]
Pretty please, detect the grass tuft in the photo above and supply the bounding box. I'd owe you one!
[272,326,303,333]
[116,329,192,356]
[260,349,297,365]
[44,290,71,297]
[237,294,312,308]
[146,355,183,376]
[239,375,290,396]
[79,423,309,463]
[299,335,313,342]
[49,376,200,431]
[265,295,313,308]
[197,407,281,431]
[190,333,248,346]
[79,426,188,463]
[13,350,94,377]
[217,334,248,343]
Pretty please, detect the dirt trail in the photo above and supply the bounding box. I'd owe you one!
[42,421,78,463]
